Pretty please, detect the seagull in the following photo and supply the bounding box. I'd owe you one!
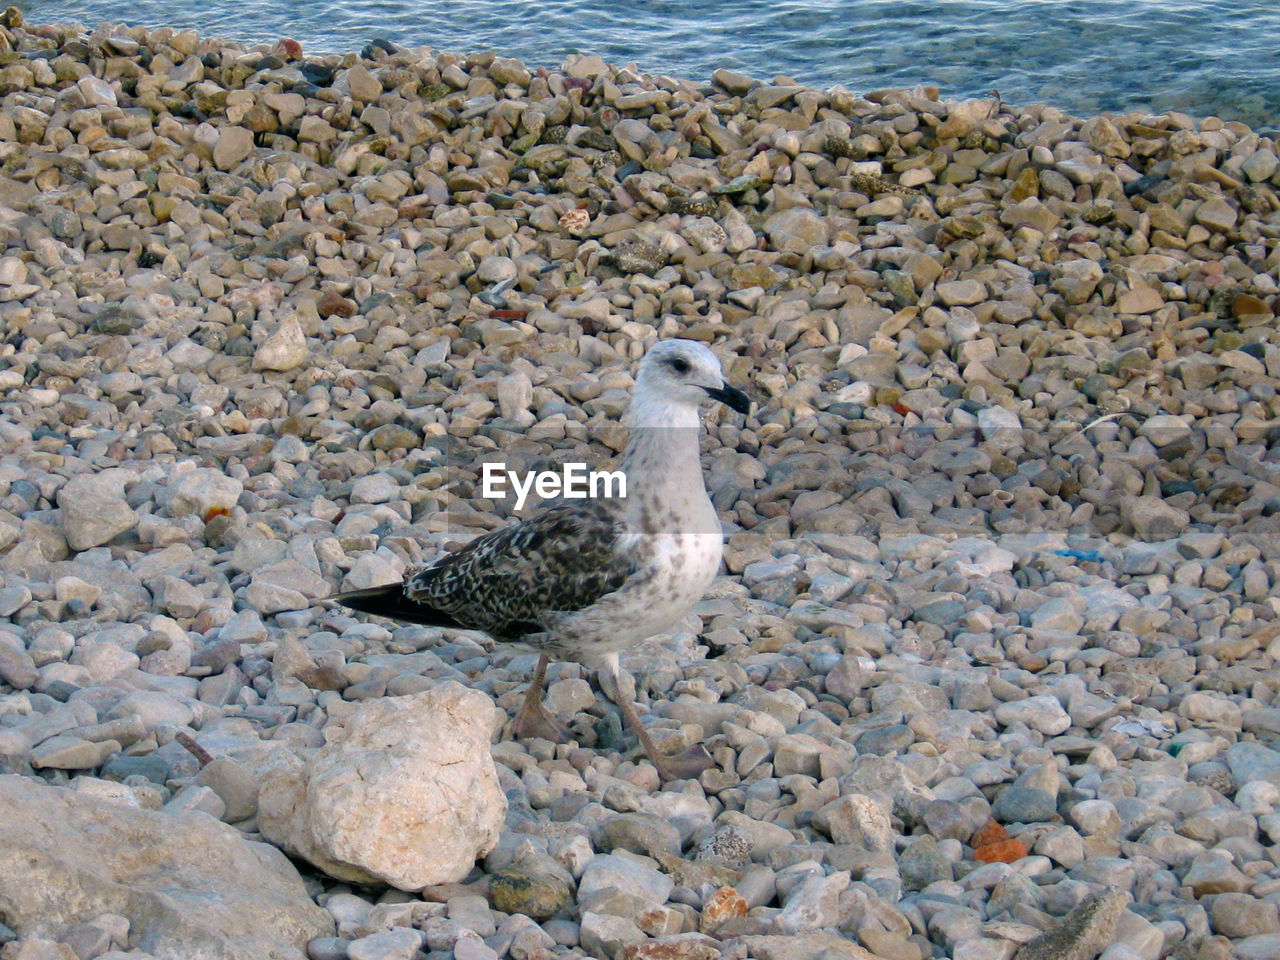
[331,339,751,781]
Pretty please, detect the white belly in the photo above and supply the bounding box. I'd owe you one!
[548,528,724,665]
[623,530,723,638]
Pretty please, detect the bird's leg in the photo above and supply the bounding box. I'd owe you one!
[513,653,570,743]
[600,651,715,781]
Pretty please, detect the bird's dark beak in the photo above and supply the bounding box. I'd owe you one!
[703,384,751,415]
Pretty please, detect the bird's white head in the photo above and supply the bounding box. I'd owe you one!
[630,339,750,426]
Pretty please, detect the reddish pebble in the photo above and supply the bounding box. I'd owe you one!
[892,400,912,415]
[489,309,527,319]
[276,37,302,60]
[970,819,1009,848]
[973,838,1029,863]
[620,942,720,960]
[700,886,748,934]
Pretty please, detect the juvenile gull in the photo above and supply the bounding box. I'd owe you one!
[332,339,750,780]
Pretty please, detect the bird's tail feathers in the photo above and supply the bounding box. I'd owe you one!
[328,584,461,628]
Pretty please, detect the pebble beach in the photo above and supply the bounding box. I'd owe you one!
[0,12,1278,960]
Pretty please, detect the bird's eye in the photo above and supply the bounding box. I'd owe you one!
[670,357,690,374]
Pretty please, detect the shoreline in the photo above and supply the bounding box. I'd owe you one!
[19,7,1280,129]
[0,13,1277,960]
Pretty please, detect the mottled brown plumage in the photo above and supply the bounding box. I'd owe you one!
[340,499,635,645]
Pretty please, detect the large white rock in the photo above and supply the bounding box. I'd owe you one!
[253,314,308,372]
[0,775,332,960]
[58,473,137,551]
[259,682,506,890]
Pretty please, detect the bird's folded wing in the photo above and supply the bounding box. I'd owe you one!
[406,499,638,638]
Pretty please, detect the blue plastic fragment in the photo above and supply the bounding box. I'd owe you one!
[1051,549,1104,562]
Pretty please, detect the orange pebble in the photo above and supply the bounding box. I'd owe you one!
[974,838,1029,863]
[969,819,1008,848]
[700,886,748,935]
